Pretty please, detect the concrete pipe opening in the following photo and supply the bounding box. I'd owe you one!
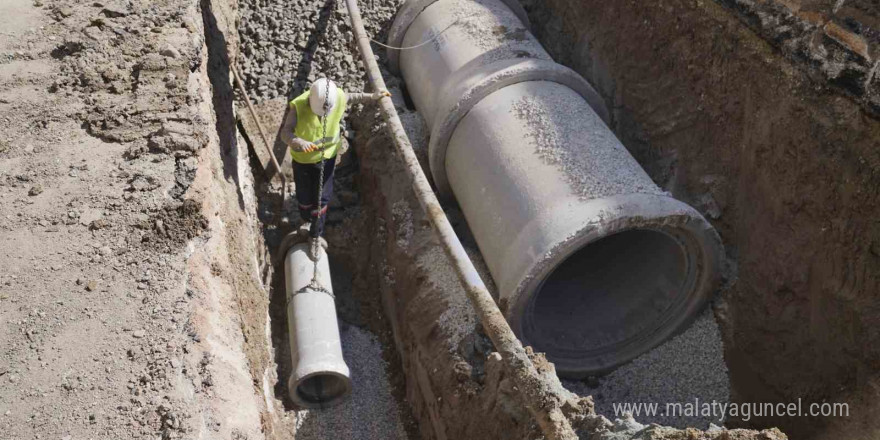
[292,371,352,407]
[521,228,700,376]
[391,0,723,378]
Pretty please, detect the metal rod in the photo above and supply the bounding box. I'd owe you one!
[342,0,577,438]
[231,65,287,185]
[231,64,289,225]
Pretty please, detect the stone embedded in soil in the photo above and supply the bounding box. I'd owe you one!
[237,0,405,101]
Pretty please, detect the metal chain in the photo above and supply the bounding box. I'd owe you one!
[303,77,333,297]
[294,282,333,300]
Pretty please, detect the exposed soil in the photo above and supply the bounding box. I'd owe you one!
[1,0,267,438]
[525,0,880,438]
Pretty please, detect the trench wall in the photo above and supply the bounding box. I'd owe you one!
[522,0,880,438]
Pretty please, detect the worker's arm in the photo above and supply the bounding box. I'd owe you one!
[347,90,392,104]
[280,108,317,153]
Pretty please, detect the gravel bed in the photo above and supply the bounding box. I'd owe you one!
[293,325,410,439]
[562,308,730,429]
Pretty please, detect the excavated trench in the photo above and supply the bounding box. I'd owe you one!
[201,0,872,438]
[260,162,421,439]
[228,0,735,435]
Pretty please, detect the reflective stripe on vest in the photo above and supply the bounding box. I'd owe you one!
[289,89,347,164]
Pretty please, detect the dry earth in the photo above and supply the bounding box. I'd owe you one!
[0,0,266,438]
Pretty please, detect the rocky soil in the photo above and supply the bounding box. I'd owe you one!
[238,0,404,101]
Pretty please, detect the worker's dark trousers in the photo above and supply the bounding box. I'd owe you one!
[293,157,336,237]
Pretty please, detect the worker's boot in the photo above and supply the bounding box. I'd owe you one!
[299,221,327,261]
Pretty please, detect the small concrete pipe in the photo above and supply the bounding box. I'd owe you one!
[389,0,724,376]
[285,242,351,408]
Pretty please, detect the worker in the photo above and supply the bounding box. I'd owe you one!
[280,77,389,238]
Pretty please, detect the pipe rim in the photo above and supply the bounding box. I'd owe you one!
[429,60,610,198]
[507,195,722,377]
[288,370,353,409]
[387,0,532,74]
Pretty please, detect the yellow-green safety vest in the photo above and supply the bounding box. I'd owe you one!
[289,88,347,164]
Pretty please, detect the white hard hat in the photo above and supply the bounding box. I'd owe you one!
[309,78,338,116]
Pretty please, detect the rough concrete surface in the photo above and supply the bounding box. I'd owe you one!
[525,0,880,438]
[511,90,661,199]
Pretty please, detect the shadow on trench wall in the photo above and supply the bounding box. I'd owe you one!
[520,0,880,438]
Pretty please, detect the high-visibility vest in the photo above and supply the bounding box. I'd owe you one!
[289,88,347,164]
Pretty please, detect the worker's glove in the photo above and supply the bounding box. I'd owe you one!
[372,90,392,100]
[289,137,318,153]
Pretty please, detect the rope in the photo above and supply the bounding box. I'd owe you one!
[361,19,459,50]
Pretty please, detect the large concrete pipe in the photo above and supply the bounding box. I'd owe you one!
[285,242,352,407]
[389,0,723,376]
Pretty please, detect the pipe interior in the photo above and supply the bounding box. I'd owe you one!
[295,374,350,405]
[525,229,689,357]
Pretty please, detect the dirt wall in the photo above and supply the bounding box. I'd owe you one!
[0,0,274,437]
[523,0,880,438]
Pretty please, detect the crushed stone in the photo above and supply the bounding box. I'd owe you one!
[391,200,414,247]
[238,0,405,101]
[562,308,730,429]
[293,325,410,439]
